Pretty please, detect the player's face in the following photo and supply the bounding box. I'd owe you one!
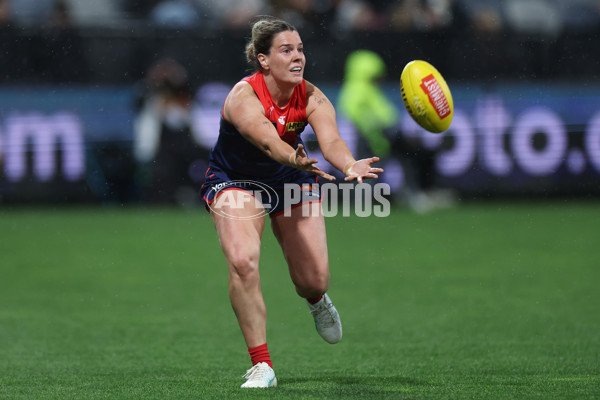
[265,30,305,86]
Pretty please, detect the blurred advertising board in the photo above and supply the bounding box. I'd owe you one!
[0,87,133,202]
[0,82,599,203]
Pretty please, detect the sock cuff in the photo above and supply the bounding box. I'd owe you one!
[248,343,268,353]
[248,342,272,368]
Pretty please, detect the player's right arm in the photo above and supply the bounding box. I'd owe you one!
[223,81,335,180]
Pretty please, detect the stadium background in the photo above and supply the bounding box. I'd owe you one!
[1,1,599,398]
[1,0,600,204]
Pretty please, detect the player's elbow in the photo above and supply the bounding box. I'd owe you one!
[320,138,343,161]
[259,137,273,156]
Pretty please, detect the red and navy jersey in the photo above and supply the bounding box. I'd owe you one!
[208,72,309,180]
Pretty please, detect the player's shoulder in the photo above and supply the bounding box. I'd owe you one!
[225,80,261,107]
[229,80,254,97]
[305,80,329,103]
[223,80,262,121]
[305,79,319,96]
[305,80,331,111]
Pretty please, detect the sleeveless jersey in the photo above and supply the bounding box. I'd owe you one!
[208,72,309,180]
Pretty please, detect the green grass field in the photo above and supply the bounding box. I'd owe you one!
[1,202,599,399]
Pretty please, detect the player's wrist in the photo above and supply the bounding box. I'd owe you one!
[289,152,297,167]
[343,160,356,175]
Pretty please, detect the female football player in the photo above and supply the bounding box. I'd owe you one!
[200,16,382,388]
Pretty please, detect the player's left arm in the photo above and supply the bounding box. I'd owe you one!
[306,81,383,183]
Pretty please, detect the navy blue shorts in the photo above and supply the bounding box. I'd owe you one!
[200,166,321,217]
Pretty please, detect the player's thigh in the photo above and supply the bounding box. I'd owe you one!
[271,204,329,280]
[211,190,266,272]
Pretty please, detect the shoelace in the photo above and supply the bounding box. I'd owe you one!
[311,302,337,326]
[243,363,269,380]
[309,298,329,316]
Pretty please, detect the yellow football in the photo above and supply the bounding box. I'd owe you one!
[400,60,454,133]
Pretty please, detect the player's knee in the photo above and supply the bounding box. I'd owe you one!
[228,250,259,281]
